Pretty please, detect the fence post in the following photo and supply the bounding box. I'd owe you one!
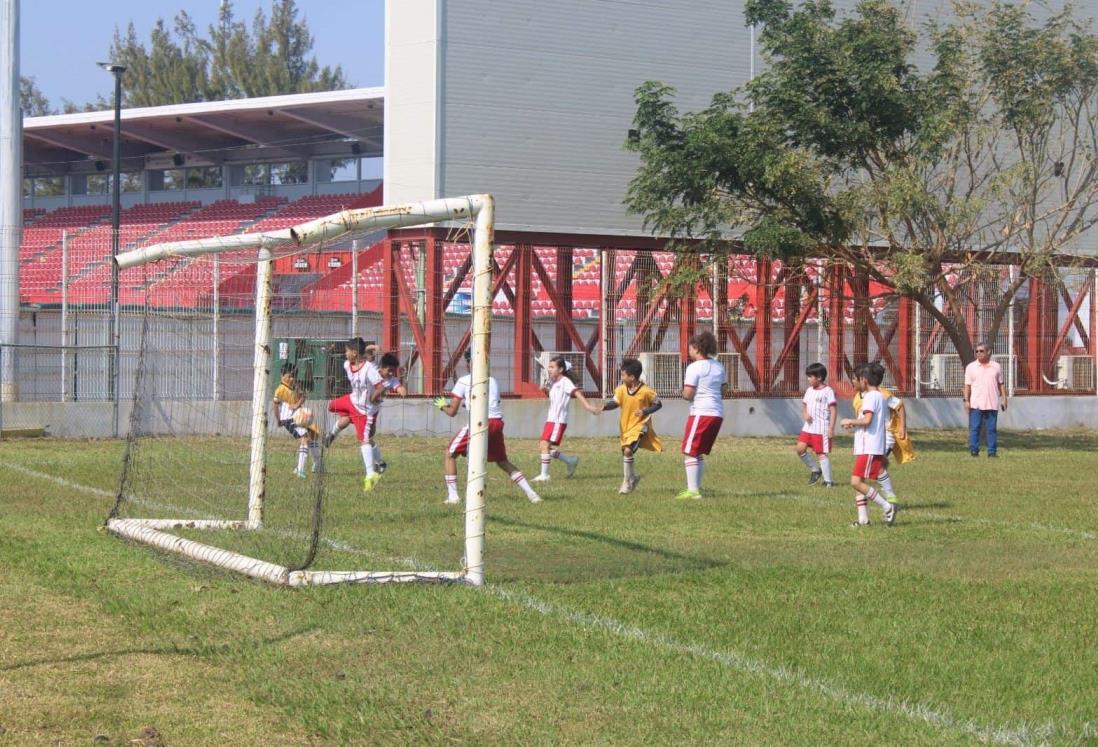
[1007,264,1017,398]
[212,254,220,401]
[351,238,359,336]
[913,297,921,399]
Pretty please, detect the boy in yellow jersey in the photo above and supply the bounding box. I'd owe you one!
[852,369,915,501]
[601,358,663,494]
[273,365,322,477]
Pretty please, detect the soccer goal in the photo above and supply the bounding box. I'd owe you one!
[104,195,495,587]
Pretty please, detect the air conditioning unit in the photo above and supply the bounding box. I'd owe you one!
[928,354,964,391]
[636,352,685,397]
[1057,355,1095,390]
[716,352,740,394]
[535,351,587,388]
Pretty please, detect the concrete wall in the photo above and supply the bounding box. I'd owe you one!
[6,395,1094,440]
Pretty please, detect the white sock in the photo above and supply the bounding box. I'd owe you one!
[685,457,701,491]
[856,495,869,524]
[309,443,322,469]
[799,451,818,471]
[869,487,892,511]
[296,445,308,472]
[623,455,636,481]
[539,454,551,478]
[445,475,459,501]
[819,455,832,483]
[877,471,896,499]
[511,471,539,500]
[361,444,377,475]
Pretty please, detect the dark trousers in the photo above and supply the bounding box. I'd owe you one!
[968,409,998,455]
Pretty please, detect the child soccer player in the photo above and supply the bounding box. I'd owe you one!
[326,337,386,492]
[852,377,914,502]
[601,358,663,494]
[434,348,543,504]
[324,341,377,447]
[272,365,322,477]
[678,331,726,500]
[840,362,898,527]
[796,362,837,487]
[365,352,408,476]
[533,355,602,482]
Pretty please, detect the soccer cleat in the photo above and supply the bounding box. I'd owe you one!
[363,473,381,492]
[564,455,580,477]
[618,479,633,495]
[293,469,308,479]
[630,475,641,491]
[527,492,543,503]
[808,470,822,485]
[821,481,835,488]
[675,488,702,500]
[324,433,336,449]
[531,474,551,483]
[884,504,898,526]
[850,520,871,528]
[444,496,461,505]
[375,460,387,474]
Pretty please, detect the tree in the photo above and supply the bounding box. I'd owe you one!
[104,0,348,107]
[626,0,1098,365]
[19,76,52,116]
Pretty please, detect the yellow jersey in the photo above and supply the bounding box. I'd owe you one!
[852,386,915,464]
[613,383,662,452]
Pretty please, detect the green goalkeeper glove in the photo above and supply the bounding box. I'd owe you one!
[432,395,449,410]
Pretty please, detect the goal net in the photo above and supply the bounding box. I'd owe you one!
[104,196,495,586]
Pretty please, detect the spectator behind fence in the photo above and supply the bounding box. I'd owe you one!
[963,343,1008,458]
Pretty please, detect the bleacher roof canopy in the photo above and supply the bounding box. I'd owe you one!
[22,88,384,175]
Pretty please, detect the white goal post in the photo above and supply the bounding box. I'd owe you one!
[106,195,495,587]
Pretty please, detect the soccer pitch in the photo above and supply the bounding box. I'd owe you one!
[1,431,1096,745]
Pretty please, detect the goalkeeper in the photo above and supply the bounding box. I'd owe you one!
[272,365,321,478]
[600,357,663,494]
[434,348,543,505]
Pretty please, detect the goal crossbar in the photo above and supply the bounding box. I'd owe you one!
[107,194,495,587]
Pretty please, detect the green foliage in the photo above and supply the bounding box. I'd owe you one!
[18,76,52,116]
[103,0,348,108]
[627,0,1098,362]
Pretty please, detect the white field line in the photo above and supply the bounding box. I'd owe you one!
[11,463,1094,745]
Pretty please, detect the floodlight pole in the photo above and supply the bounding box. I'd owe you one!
[0,0,22,404]
[99,62,126,436]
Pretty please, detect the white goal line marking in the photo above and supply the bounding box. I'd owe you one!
[11,462,1093,745]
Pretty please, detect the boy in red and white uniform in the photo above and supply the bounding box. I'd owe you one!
[533,355,601,482]
[678,331,725,500]
[435,348,543,504]
[840,362,898,527]
[796,362,837,487]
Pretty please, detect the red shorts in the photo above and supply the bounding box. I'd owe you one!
[449,418,508,463]
[328,395,375,442]
[798,431,831,454]
[853,454,884,480]
[682,415,722,457]
[540,421,567,445]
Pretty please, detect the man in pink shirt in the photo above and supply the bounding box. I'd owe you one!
[963,342,1008,457]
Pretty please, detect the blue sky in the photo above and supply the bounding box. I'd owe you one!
[21,0,385,108]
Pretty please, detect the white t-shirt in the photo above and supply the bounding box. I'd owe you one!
[853,389,887,456]
[801,385,836,435]
[451,374,504,419]
[545,376,577,424]
[366,375,402,415]
[344,360,380,414]
[684,358,725,417]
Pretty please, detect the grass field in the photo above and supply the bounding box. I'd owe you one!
[1,429,1096,745]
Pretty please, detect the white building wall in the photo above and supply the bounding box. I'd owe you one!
[384,0,441,205]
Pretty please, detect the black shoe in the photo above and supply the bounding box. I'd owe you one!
[808,470,822,485]
[970,450,979,457]
[375,460,387,474]
[324,433,336,449]
[987,453,998,459]
[851,520,871,528]
[821,481,835,488]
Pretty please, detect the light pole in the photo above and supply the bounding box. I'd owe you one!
[98,62,125,436]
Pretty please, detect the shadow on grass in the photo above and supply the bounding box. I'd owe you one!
[0,626,317,672]
[490,515,726,572]
[911,429,1098,453]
